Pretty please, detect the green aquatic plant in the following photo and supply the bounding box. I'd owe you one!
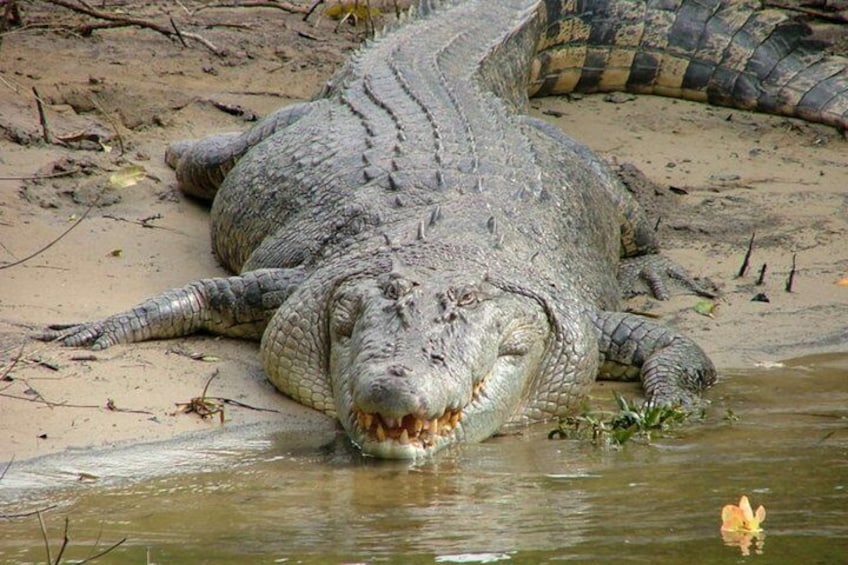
[548,391,692,447]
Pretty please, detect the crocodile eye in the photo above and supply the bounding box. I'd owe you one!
[455,285,478,307]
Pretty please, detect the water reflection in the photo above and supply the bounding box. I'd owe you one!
[721,529,766,556]
[1,354,846,563]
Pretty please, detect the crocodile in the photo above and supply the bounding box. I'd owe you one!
[41,0,848,458]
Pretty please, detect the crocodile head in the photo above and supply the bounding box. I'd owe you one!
[262,263,556,459]
[329,269,551,458]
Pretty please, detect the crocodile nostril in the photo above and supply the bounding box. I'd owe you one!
[387,364,412,377]
[430,352,446,366]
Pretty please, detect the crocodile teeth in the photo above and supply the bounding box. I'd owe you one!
[472,376,487,400]
[352,403,469,447]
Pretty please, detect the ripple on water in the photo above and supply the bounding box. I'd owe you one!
[0,354,846,563]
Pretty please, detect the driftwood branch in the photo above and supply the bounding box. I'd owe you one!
[41,0,224,55]
[195,1,309,14]
[304,0,325,20]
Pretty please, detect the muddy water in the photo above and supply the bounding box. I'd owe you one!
[1,354,846,564]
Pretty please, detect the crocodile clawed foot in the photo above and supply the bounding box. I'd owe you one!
[35,321,115,350]
[619,254,717,300]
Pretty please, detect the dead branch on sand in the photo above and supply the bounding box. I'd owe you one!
[40,0,224,55]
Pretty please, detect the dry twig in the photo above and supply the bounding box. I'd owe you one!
[0,181,109,270]
[785,253,797,292]
[36,511,127,564]
[37,511,53,564]
[85,94,125,155]
[176,370,281,422]
[1,345,24,382]
[0,168,82,181]
[0,456,13,483]
[102,212,183,232]
[42,0,223,55]
[176,371,226,423]
[737,232,755,278]
[0,505,59,520]
[304,0,325,20]
[0,388,154,414]
[32,87,52,143]
[0,208,92,270]
[196,0,309,14]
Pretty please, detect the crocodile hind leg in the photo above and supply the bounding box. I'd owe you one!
[165,102,315,200]
[521,115,714,299]
[37,268,305,350]
[590,310,716,407]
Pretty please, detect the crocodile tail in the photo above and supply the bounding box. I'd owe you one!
[530,0,848,131]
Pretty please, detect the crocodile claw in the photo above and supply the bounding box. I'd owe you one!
[36,320,118,350]
[619,254,717,300]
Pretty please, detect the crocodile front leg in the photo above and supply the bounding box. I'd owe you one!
[37,268,305,350]
[590,310,716,407]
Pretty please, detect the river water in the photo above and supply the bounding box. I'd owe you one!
[1,354,846,564]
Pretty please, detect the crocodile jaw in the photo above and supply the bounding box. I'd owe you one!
[326,271,551,459]
[345,376,492,458]
[348,408,464,459]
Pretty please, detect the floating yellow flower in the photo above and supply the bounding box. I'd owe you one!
[721,496,766,556]
[721,495,766,533]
